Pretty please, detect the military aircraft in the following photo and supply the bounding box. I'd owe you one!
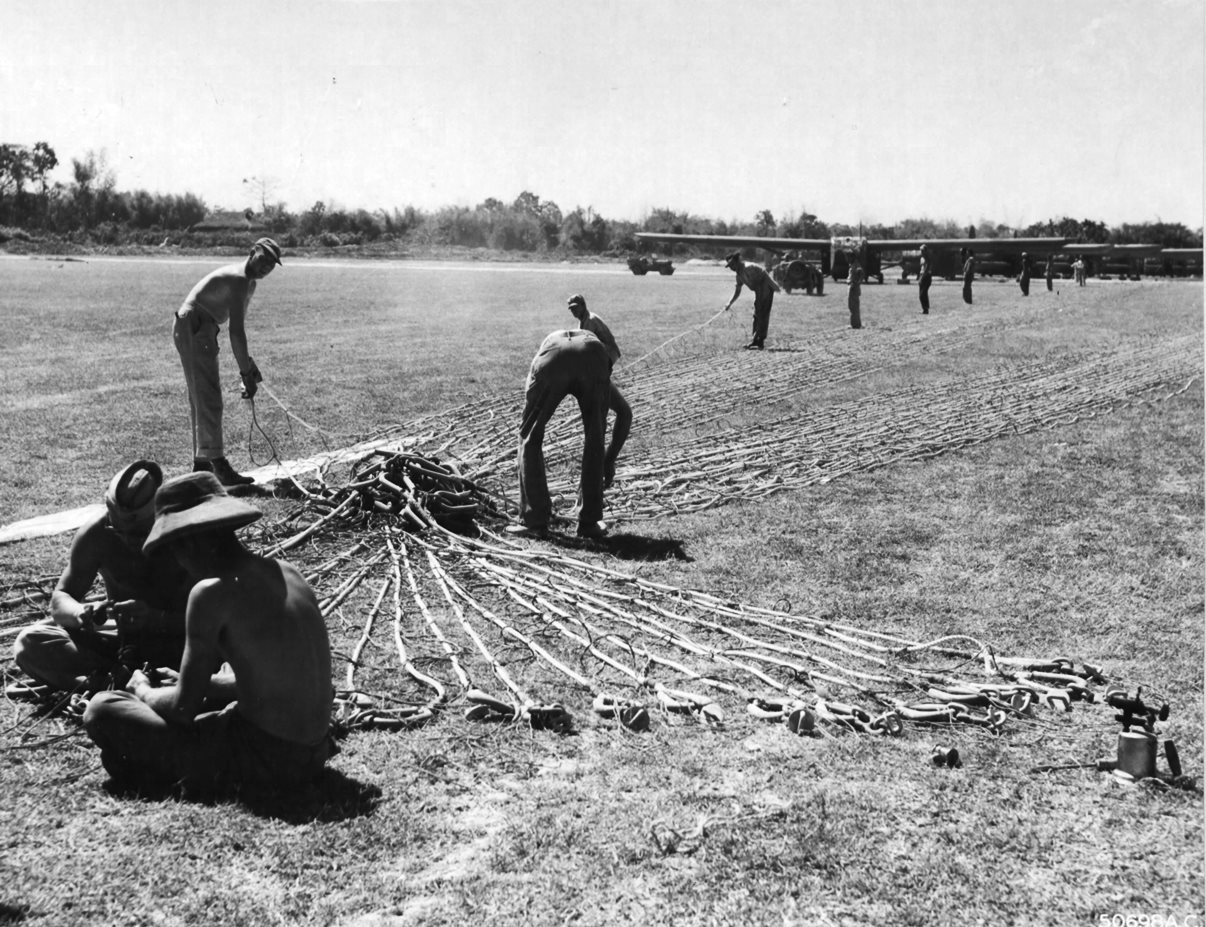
[634,231,1068,289]
[1145,247,1204,278]
[636,232,1186,286]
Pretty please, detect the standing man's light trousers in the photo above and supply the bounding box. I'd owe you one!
[173,307,225,459]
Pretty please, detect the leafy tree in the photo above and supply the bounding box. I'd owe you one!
[69,149,117,229]
[299,200,327,237]
[0,144,31,223]
[755,209,776,236]
[30,142,57,196]
[781,209,830,239]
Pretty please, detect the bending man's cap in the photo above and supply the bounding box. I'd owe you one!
[724,252,742,268]
[567,294,587,311]
[143,472,263,555]
[105,460,164,535]
[254,237,283,265]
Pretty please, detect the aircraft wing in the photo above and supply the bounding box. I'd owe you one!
[637,232,1072,256]
[1110,244,1164,258]
[866,237,1068,254]
[1161,247,1203,258]
[635,232,830,253]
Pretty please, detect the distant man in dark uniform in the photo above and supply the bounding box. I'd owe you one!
[918,243,933,314]
[517,330,612,539]
[1045,255,1055,292]
[1019,252,1032,296]
[566,295,631,489]
[723,252,781,349]
[847,259,864,330]
[961,249,976,305]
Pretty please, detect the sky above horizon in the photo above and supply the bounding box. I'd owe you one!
[3,0,1203,230]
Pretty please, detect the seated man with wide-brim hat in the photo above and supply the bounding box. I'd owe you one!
[83,472,334,795]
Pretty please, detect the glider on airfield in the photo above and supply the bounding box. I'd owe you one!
[634,232,1193,288]
[1146,247,1204,278]
[634,231,1069,291]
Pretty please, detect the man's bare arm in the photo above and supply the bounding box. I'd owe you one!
[133,582,227,723]
[49,523,105,629]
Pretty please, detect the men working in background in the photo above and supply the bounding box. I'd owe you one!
[10,461,189,696]
[566,294,631,488]
[516,329,612,539]
[917,243,933,314]
[1045,254,1055,292]
[84,472,335,795]
[1019,252,1032,296]
[961,249,976,305]
[1072,257,1087,286]
[174,237,282,488]
[723,252,781,350]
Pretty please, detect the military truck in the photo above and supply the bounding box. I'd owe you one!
[628,256,675,276]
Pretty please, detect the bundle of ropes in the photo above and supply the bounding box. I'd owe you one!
[2,300,1198,743]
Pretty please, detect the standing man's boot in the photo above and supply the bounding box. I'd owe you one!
[210,456,254,486]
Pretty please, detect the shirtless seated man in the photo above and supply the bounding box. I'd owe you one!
[83,472,334,794]
[11,460,189,697]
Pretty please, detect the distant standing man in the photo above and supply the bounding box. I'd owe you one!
[723,252,781,349]
[517,330,612,539]
[83,472,335,795]
[11,460,190,695]
[1045,254,1055,292]
[174,237,283,487]
[566,295,631,489]
[961,249,976,305]
[847,260,864,330]
[918,243,933,314]
[1019,252,1032,296]
[1072,257,1086,286]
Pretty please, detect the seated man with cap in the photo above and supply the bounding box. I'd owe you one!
[173,236,283,488]
[11,460,191,696]
[83,472,334,794]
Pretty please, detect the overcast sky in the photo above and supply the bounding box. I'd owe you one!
[3,0,1202,229]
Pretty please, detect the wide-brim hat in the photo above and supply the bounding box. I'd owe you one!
[724,251,741,268]
[143,472,262,555]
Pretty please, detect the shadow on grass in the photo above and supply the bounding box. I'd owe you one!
[550,531,692,562]
[102,766,383,824]
[0,900,31,924]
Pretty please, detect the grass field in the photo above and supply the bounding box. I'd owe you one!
[0,254,1202,926]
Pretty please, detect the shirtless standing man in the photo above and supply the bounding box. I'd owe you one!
[83,472,334,794]
[174,237,282,487]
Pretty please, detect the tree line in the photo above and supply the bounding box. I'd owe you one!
[1,142,1200,254]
